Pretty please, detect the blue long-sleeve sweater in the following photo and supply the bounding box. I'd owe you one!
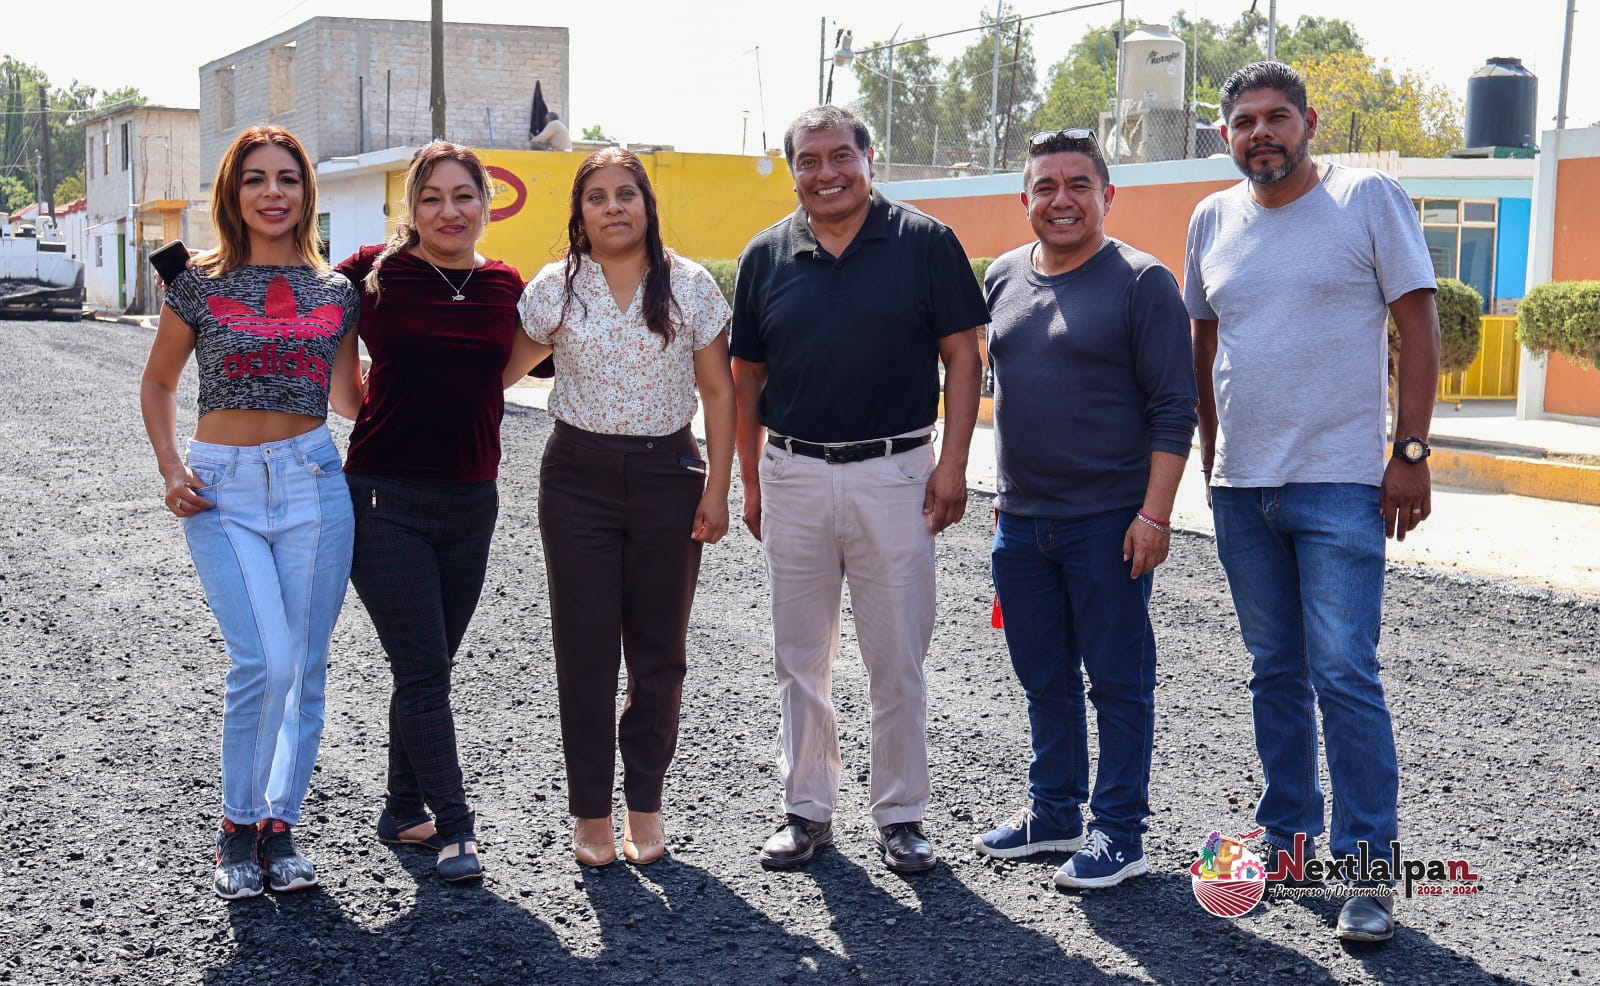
[984,237,1199,520]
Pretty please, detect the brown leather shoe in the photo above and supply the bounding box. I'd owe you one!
[573,816,616,867]
[622,810,665,865]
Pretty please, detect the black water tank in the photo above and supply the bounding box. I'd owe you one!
[1464,57,1538,149]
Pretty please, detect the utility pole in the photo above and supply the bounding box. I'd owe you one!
[818,17,826,105]
[987,2,1001,173]
[430,0,446,139]
[1112,0,1126,166]
[1267,0,1278,61]
[1556,0,1576,129]
[38,87,55,224]
[885,26,900,175]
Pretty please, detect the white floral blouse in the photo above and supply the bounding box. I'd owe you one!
[518,253,731,437]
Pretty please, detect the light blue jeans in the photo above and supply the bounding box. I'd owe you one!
[1211,483,1398,864]
[183,424,353,825]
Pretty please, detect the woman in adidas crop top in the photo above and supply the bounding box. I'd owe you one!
[328,142,551,884]
[138,125,361,901]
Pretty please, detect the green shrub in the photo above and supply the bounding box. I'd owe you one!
[694,258,739,307]
[1435,277,1486,375]
[1388,277,1486,384]
[1519,280,1600,369]
[971,257,994,288]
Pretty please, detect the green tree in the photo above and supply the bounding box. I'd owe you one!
[580,123,610,141]
[1035,12,1365,132]
[1274,16,1363,65]
[941,4,1039,171]
[850,37,950,167]
[1,174,32,212]
[1032,25,1119,132]
[0,56,143,204]
[54,173,85,203]
[1295,51,1463,156]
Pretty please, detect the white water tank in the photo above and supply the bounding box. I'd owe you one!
[1120,23,1186,108]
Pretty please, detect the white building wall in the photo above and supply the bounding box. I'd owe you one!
[56,209,87,263]
[82,222,130,310]
[319,167,393,264]
[80,105,205,310]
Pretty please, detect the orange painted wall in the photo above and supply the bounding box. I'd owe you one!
[1103,179,1236,277]
[907,178,1235,277]
[906,193,1031,261]
[1545,156,1600,417]
[1546,355,1600,417]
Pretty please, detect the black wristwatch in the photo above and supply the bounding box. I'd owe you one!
[1393,436,1431,464]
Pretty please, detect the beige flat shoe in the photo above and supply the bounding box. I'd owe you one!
[573,816,616,867]
[622,810,665,865]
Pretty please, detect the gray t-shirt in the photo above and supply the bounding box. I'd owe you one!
[1183,163,1436,487]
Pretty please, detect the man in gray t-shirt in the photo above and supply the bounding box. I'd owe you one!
[1184,62,1439,944]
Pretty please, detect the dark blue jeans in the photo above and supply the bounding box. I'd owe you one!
[990,508,1156,842]
[1211,483,1398,864]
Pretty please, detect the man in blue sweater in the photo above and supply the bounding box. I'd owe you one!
[974,129,1197,891]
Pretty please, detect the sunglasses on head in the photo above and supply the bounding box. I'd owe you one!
[1029,128,1099,151]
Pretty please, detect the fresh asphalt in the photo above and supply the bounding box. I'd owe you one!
[2,319,1594,985]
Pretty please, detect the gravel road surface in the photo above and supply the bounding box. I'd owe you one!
[1,320,1595,985]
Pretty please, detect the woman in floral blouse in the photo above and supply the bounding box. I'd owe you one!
[518,148,735,867]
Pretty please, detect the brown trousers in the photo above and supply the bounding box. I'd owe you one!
[538,421,705,817]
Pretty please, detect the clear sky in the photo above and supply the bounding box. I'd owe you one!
[8,0,1595,157]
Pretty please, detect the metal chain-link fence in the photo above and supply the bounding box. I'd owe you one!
[847,3,1466,181]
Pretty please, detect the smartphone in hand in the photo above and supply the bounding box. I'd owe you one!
[150,240,190,284]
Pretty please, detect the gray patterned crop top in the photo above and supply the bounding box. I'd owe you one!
[163,264,359,418]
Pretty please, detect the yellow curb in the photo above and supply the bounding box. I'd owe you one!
[1432,447,1600,507]
[938,395,995,426]
[944,397,1599,508]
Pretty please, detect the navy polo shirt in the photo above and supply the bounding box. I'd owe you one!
[730,189,990,444]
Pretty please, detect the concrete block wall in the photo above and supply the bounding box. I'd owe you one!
[200,17,568,193]
[84,117,130,225]
[130,108,204,208]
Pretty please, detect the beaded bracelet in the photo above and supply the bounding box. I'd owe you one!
[1135,511,1171,534]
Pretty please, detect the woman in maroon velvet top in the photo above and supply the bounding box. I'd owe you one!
[332,142,549,883]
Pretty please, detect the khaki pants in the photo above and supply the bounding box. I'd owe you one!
[759,434,937,827]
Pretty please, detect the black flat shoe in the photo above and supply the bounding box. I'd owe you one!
[876,821,937,874]
[377,809,445,852]
[759,814,833,869]
[437,832,483,883]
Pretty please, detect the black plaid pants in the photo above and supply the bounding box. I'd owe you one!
[348,474,498,840]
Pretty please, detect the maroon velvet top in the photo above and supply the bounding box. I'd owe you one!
[336,245,524,482]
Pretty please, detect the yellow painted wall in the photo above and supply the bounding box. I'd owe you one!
[386,149,798,278]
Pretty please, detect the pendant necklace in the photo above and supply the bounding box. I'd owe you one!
[423,257,476,301]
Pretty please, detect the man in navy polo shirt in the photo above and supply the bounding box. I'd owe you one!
[731,105,988,874]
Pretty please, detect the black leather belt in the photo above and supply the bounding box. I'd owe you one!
[768,432,934,464]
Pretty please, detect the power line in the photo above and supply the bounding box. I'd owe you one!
[850,0,1120,58]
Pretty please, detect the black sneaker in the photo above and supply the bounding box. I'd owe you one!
[213,819,264,900]
[257,819,318,892]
